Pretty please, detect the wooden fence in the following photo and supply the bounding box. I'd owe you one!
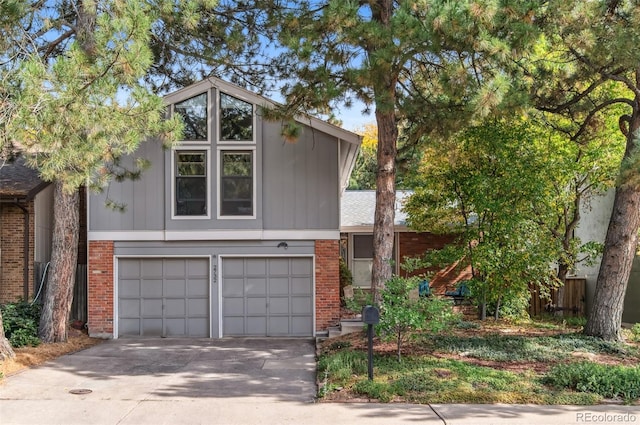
[529,277,586,317]
[34,262,87,323]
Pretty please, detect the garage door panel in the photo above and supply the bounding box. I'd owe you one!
[222,278,244,296]
[222,257,313,337]
[291,277,312,295]
[119,280,140,297]
[142,298,163,316]
[246,278,267,295]
[245,259,267,275]
[247,297,267,314]
[268,317,289,335]
[164,298,186,316]
[224,317,244,335]
[268,258,289,275]
[163,258,186,277]
[188,279,209,297]
[188,318,209,336]
[141,259,163,277]
[165,318,186,336]
[118,258,210,338]
[164,279,186,297]
[246,317,267,334]
[142,318,163,335]
[188,298,208,314]
[120,299,140,316]
[119,319,140,336]
[291,297,312,314]
[291,258,312,274]
[269,297,289,314]
[269,278,289,295]
[141,280,163,297]
[291,317,313,334]
[224,297,244,314]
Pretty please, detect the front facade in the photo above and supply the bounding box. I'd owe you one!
[87,79,360,338]
[0,157,53,303]
[340,190,467,292]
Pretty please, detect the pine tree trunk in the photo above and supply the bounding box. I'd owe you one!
[371,109,397,303]
[584,95,640,341]
[38,181,79,343]
[584,184,640,341]
[0,310,15,360]
[370,0,398,304]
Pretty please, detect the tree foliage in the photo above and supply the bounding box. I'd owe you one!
[513,0,640,340]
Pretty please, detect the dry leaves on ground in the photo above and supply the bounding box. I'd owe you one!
[1,328,103,378]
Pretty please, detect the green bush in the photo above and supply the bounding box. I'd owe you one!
[338,257,353,304]
[544,361,640,403]
[1,301,41,347]
[630,323,640,342]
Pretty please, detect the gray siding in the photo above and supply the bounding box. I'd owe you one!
[89,85,344,234]
[89,140,165,231]
[262,122,339,230]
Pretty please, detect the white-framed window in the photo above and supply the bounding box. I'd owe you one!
[218,92,254,143]
[218,149,255,218]
[173,149,210,218]
[174,92,209,143]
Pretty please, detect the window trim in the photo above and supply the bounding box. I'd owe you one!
[171,147,211,220]
[216,91,256,144]
[172,91,211,144]
[217,147,257,220]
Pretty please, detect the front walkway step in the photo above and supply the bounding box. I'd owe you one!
[339,319,364,335]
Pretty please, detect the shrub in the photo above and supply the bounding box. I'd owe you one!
[338,257,353,303]
[1,301,41,347]
[630,323,640,343]
[378,275,459,361]
[544,361,640,403]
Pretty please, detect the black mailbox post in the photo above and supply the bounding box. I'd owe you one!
[362,305,379,380]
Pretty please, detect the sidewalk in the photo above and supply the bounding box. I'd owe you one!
[0,338,637,425]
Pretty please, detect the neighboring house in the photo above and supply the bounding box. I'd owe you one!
[87,78,361,339]
[340,190,469,294]
[574,190,639,324]
[0,156,54,303]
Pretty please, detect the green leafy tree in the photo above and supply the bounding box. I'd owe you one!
[269,1,537,301]
[405,121,566,319]
[0,1,195,342]
[516,1,640,340]
[377,274,458,362]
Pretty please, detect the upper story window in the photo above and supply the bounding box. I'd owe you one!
[175,151,208,217]
[220,151,253,217]
[219,93,253,142]
[175,93,208,142]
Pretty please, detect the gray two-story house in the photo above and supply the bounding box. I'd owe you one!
[87,78,361,338]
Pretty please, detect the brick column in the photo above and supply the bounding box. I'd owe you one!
[315,239,340,332]
[87,240,114,338]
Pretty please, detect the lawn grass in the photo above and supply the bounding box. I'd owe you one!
[316,319,640,405]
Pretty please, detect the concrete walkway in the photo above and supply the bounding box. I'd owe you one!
[0,338,637,425]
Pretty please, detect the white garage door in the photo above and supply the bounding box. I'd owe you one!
[118,258,209,337]
[222,257,313,336]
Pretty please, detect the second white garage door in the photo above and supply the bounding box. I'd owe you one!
[221,257,313,336]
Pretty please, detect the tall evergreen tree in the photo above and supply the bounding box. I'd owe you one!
[518,0,640,340]
[268,1,535,301]
[0,1,190,342]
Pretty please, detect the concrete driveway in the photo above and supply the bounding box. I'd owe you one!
[2,338,638,425]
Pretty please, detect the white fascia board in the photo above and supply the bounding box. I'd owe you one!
[88,231,165,241]
[89,229,340,241]
[163,77,361,146]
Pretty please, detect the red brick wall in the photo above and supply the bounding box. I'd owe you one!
[398,231,472,294]
[87,240,114,338]
[315,239,340,332]
[0,202,35,303]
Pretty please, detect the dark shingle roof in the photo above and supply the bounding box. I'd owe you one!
[0,156,49,199]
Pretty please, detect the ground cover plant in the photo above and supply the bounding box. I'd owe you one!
[316,318,640,405]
